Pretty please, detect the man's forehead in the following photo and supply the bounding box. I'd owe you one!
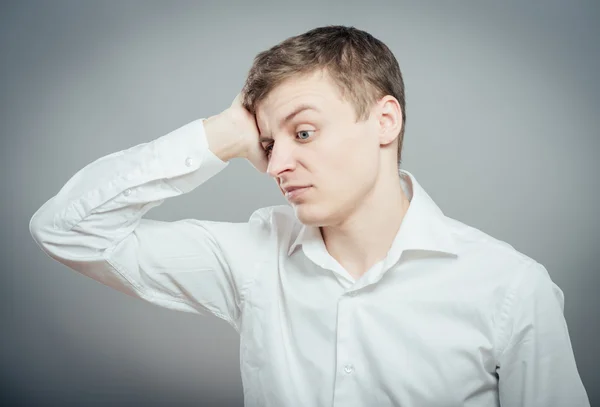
[257,98,322,120]
[256,93,323,127]
[258,91,320,119]
[256,70,336,115]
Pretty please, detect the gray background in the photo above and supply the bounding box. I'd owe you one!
[2,1,598,406]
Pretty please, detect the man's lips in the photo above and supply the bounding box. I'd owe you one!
[281,185,312,194]
[282,185,312,200]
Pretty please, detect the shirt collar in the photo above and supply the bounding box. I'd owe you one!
[287,169,458,260]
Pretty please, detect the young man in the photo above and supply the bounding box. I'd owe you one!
[30,25,589,406]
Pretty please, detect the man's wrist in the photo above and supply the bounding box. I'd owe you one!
[203,113,244,162]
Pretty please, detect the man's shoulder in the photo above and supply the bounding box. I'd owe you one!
[244,204,305,256]
[247,204,302,238]
[442,214,544,281]
[249,204,297,225]
[439,215,562,313]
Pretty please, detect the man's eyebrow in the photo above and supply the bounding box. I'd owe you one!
[259,104,320,142]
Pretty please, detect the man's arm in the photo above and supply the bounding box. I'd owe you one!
[29,99,268,329]
[496,262,590,406]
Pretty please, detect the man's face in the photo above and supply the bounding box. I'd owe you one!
[255,70,384,227]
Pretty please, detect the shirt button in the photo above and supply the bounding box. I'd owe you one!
[185,157,194,167]
[123,188,131,196]
[344,364,354,374]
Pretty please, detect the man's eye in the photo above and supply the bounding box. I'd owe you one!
[264,131,313,158]
[296,130,314,140]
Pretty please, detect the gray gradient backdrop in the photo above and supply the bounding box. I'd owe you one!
[2,1,598,406]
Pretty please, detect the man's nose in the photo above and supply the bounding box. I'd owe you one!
[266,142,296,178]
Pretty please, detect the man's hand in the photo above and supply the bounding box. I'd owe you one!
[204,93,268,173]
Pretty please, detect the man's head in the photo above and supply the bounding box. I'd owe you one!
[241,26,406,226]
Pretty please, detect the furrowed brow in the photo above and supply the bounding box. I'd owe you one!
[259,104,320,142]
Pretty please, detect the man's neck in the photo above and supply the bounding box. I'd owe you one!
[320,172,410,280]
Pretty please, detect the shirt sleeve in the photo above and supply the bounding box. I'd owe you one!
[29,118,268,331]
[496,262,590,406]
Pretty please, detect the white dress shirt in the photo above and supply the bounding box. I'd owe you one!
[29,118,589,407]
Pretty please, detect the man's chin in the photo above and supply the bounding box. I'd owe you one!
[292,203,331,227]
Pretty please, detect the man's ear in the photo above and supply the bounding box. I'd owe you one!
[376,95,403,147]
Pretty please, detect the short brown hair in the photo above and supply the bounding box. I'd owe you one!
[241,25,407,165]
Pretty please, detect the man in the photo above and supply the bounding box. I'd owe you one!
[29,25,589,406]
